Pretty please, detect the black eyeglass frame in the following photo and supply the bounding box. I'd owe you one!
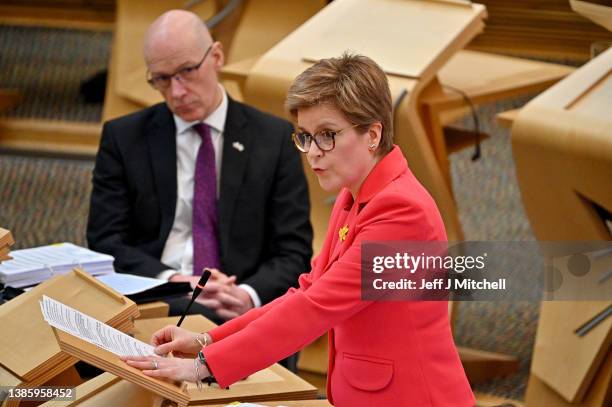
[146,43,214,90]
[292,124,359,153]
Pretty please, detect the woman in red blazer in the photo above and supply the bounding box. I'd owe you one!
[124,53,474,406]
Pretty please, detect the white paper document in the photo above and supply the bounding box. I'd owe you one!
[96,273,165,295]
[0,243,114,287]
[40,295,155,357]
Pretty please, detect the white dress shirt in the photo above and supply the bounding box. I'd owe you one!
[157,88,261,307]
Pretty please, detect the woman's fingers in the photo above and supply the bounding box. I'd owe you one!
[120,355,153,362]
[123,356,196,382]
[155,340,179,355]
[124,358,159,370]
[151,325,175,346]
[141,368,174,378]
[123,356,171,374]
[122,355,168,372]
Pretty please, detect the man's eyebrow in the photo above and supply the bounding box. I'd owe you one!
[150,60,198,76]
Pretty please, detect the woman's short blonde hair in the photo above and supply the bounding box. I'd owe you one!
[285,53,393,156]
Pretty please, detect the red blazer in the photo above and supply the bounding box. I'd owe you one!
[205,146,474,406]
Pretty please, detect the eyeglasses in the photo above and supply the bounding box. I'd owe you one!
[146,44,213,90]
[292,124,359,153]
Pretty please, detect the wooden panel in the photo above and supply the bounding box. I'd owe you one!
[297,334,328,374]
[526,350,612,406]
[40,373,160,407]
[531,301,611,403]
[571,0,612,32]
[0,118,101,157]
[0,1,115,30]
[512,48,612,242]
[496,108,520,128]
[0,269,136,382]
[467,0,612,61]
[568,70,612,118]
[300,0,486,80]
[224,0,327,64]
[432,50,574,110]
[57,315,317,406]
[135,302,169,320]
[512,48,612,404]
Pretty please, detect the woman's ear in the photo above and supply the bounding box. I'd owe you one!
[368,122,383,149]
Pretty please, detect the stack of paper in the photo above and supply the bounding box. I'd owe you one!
[41,295,155,357]
[0,269,139,392]
[0,242,114,288]
[0,228,15,263]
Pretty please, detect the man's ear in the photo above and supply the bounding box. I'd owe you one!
[212,41,225,71]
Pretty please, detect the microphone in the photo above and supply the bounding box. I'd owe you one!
[177,269,212,327]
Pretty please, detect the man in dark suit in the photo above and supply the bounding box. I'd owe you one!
[87,9,312,323]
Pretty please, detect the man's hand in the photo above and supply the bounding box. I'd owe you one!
[208,268,233,284]
[197,272,254,319]
[170,270,254,320]
[168,269,234,289]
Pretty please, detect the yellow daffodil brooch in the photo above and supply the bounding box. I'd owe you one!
[338,225,349,241]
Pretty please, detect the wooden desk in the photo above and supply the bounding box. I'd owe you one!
[512,47,612,406]
[43,371,328,407]
[421,50,574,187]
[135,301,170,319]
[46,315,317,406]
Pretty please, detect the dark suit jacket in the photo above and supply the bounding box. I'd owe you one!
[87,98,313,304]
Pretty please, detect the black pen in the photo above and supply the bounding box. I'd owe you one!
[177,269,212,327]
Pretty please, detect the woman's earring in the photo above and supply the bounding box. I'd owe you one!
[368,143,377,151]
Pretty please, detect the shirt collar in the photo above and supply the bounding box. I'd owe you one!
[173,85,228,135]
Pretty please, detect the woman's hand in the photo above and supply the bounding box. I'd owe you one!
[151,325,211,357]
[121,355,209,382]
